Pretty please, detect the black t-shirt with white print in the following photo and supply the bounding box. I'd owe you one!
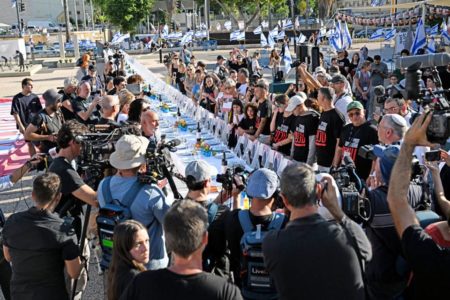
[338,121,379,180]
[272,113,295,156]
[315,108,345,167]
[290,110,320,163]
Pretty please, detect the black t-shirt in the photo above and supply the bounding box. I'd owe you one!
[120,269,242,300]
[71,96,99,124]
[272,113,295,156]
[290,111,320,163]
[58,90,77,121]
[238,117,256,135]
[339,121,379,180]
[256,99,272,135]
[224,209,288,288]
[30,109,63,153]
[10,92,42,127]
[2,207,79,300]
[113,261,140,299]
[315,108,345,167]
[49,157,85,218]
[338,58,351,76]
[402,224,450,299]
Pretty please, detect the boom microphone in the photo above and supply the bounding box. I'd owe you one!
[395,53,450,69]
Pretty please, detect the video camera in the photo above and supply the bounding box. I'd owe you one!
[216,165,248,192]
[331,155,371,223]
[401,54,450,145]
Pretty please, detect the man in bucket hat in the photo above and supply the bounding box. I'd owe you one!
[97,134,173,270]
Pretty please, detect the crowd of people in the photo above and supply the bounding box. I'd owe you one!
[0,39,449,300]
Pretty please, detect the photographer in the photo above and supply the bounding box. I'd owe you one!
[72,81,100,125]
[2,173,82,300]
[224,168,288,292]
[24,89,63,154]
[263,163,372,300]
[387,113,450,299]
[0,156,42,191]
[184,160,238,277]
[81,65,104,94]
[49,120,98,238]
[364,145,423,299]
[97,135,172,270]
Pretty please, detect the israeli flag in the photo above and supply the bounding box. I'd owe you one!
[277,30,286,40]
[111,33,130,44]
[230,30,245,41]
[237,31,245,41]
[329,22,343,52]
[384,26,397,41]
[161,25,169,39]
[111,32,121,43]
[224,21,232,31]
[371,0,386,6]
[261,20,269,28]
[268,30,276,49]
[426,37,436,53]
[428,24,439,36]
[342,22,352,49]
[283,19,293,30]
[180,31,193,45]
[369,28,385,40]
[296,32,307,44]
[261,32,268,47]
[442,18,450,45]
[283,44,292,75]
[253,25,262,35]
[411,18,427,55]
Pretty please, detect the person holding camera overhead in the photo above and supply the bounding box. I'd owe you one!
[97,134,172,270]
[71,81,100,125]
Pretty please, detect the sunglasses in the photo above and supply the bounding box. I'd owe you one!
[348,111,361,118]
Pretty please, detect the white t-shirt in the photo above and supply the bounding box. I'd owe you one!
[333,93,353,124]
[237,83,248,97]
[117,113,128,123]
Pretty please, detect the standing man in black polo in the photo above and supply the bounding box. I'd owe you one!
[10,77,42,156]
[247,80,272,145]
[315,87,345,171]
[332,101,379,180]
[24,89,63,154]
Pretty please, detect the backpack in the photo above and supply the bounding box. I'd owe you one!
[238,210,285,300]
[207,202,219,225]
[96,177,145,270]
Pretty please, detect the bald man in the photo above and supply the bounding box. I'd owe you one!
[99,95,120,125]
[141,110,159,139]
[72,81,100,124]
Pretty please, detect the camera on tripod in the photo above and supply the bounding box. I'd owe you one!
[404,59,450,145]
[331,155,370,223]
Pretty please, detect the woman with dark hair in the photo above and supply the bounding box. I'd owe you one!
[107,220,150,300]
[237,102,258,136]
[349,52,360,77]
[199,75,218,113]
[105,76,114,93]
[227,99,244,147]
[127,99,149,124]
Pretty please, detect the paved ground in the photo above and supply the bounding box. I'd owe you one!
[0,41,387,300]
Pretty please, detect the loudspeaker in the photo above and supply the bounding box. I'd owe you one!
[311,46,320,71]
[296,45,310,63]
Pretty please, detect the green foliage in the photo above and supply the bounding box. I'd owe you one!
[92,0,154,32]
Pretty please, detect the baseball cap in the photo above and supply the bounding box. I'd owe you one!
[88,64,96,71]
[331,74,346,84]
[285,93,306,112]
[42,89,63,105]
[315,66,326,74]
[373,144,400,184]
[109,135,149,170]
[346,101,364,112]
[246,168,279,199]
[185,160,217,183]
[217,55,225,60]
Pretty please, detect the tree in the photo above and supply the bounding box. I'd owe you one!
[317,0,334,20]
[93,0,154,32]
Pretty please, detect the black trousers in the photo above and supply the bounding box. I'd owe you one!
[0,252,11,300]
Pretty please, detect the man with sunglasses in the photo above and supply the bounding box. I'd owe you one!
[24,89,64,155]
[332,101,378,180]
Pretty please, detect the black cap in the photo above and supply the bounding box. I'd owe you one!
[217,55,225,60]
[88,65,96,71]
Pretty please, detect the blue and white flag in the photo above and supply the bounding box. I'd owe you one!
[261,20,269,28]
[342,21,352,49]
[253,25,262,35]
[230,30,241,41]
[283,44,292,75]
[161,25,169,39]
[111,32,130,44]
[180,31,193,45]
[296,32,307,44]
[371,0,386,6]
[426,37,436,53]
[224,21,232,31]
[369,28,385,40]
[237,31,245,41]
[277,30,286,40]
[268,30,276,49]
[111,31,121,43]
[442,18,450,45]
[194,30,207,38]
[260,32,268,47]
[411,18,427,55]
[384,26,397,41]
[428,24,439,36]
[283,19,293,30]
[329,21,343,52]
